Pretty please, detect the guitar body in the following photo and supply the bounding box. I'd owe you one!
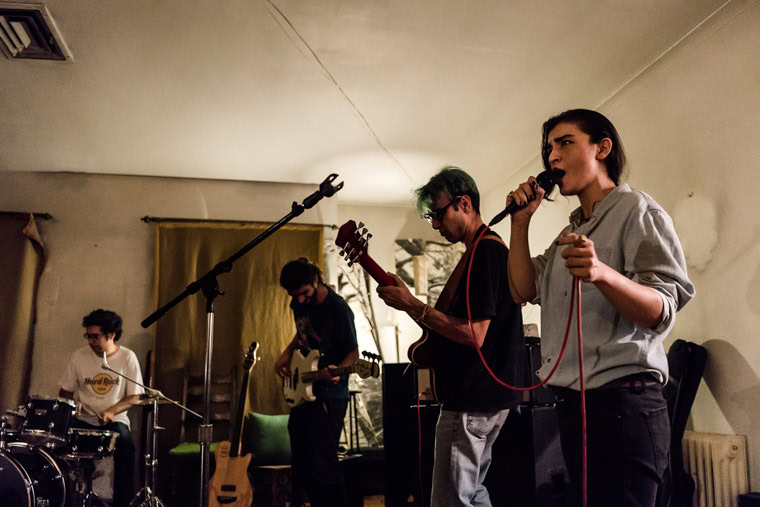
[209,441,253,507]
[282,349,380,407]
[407,330,443,402]
[209,342,259,507]
[282,349,320,408]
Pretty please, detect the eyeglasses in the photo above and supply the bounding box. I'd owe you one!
[83,333,106,340]
[424,195,462,223]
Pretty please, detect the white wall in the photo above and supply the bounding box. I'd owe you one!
[0,171,336,448]
[482,0,760,489]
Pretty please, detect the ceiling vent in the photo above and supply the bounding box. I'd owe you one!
[0,2,72,61]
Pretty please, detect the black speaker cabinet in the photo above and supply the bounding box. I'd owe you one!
[486,405,569,507]
[383,358,568,507]
[383,363,438,506]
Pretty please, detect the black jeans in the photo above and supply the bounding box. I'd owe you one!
[70,418,136,507]
[288,398,349,507]
[552,383,670,507]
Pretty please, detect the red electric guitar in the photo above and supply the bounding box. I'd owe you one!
[335,220,445,401]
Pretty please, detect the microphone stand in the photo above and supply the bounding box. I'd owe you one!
[140,174,343,507]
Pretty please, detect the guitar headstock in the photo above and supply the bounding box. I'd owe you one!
[243,342,259,371]
[335,220,373,268]
[354,351,382,379]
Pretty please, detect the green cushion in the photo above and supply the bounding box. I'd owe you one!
[244,412,291,466]
[168,441,219,456]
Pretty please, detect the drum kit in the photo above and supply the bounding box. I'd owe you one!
[0,393,171,507]
[0,395,114,507]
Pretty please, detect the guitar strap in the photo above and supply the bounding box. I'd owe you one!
[434,233,506,312]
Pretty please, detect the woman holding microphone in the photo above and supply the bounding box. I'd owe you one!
[505,109,694,506]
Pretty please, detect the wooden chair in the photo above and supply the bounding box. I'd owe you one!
[178,368,237,445]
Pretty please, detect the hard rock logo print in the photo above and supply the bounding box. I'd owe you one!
[85,373,119,395]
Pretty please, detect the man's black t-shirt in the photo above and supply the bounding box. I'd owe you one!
[437,225,525,411]
[290,286,358,399]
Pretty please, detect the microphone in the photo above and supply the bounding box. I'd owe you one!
[488,170,565,227]
[101,351,108,369]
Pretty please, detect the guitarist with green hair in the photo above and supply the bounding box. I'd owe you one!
[377,166,525,507]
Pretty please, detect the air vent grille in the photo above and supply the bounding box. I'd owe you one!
[0,3,71,61]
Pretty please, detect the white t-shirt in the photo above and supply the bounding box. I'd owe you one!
[59,345,144,428]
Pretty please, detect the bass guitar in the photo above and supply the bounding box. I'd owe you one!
[282,349,381,407]
[335,219,445,401]
[209,341,259,507]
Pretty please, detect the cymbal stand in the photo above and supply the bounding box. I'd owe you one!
[129,391,199,507]
[98,362,200,507]
[130,395,165,507]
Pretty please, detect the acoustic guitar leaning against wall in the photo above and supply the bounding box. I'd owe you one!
[209,342,259,507]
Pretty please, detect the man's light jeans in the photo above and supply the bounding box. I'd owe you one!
[431,408,510,507]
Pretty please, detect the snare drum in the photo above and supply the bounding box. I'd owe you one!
[0,441,69,507]
[20,396,76,448]
[62,428,117,459]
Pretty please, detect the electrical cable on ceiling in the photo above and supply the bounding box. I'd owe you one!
[261,0,419,186]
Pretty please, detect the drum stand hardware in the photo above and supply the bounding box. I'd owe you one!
[129,394,173,507]
[100,357,201,507]
[69,456,109,507]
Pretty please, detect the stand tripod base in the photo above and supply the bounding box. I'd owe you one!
[129,487,166,507]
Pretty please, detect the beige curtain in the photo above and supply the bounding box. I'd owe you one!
[0,213,46,412]
[152,222,321,449]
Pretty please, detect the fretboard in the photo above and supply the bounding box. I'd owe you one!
[300,365,355,384]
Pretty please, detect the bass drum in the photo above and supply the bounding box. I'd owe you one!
[0,441,69,507]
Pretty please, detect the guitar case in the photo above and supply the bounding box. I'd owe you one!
[658,339,708,507]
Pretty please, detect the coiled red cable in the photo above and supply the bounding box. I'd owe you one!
[465,226,588,507]
[413,225,588,507]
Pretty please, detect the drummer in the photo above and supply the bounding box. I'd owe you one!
[58,309,144,507]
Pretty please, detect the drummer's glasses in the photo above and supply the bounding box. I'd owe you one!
[84,332,106,340]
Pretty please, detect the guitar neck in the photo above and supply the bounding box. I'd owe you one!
[301,365,356,384]
[230,370,249,458]
[359,253,395,287]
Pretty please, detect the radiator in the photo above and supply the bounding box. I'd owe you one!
[682,431,749,507]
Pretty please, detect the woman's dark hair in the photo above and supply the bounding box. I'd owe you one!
[541,109,627,185]
[280,258,322,291]
[82,309,123,341]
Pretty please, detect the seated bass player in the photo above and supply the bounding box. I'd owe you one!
[274,258,359,507]
[377,167,525,507]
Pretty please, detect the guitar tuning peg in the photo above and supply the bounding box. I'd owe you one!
[358,222,365,229]
[339,249,345,257]
[361,228,368,236]
[347,260,353,267]
[366,233,372,240]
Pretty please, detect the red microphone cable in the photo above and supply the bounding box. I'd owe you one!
[412,225,589,507]
[465,225,588,507]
